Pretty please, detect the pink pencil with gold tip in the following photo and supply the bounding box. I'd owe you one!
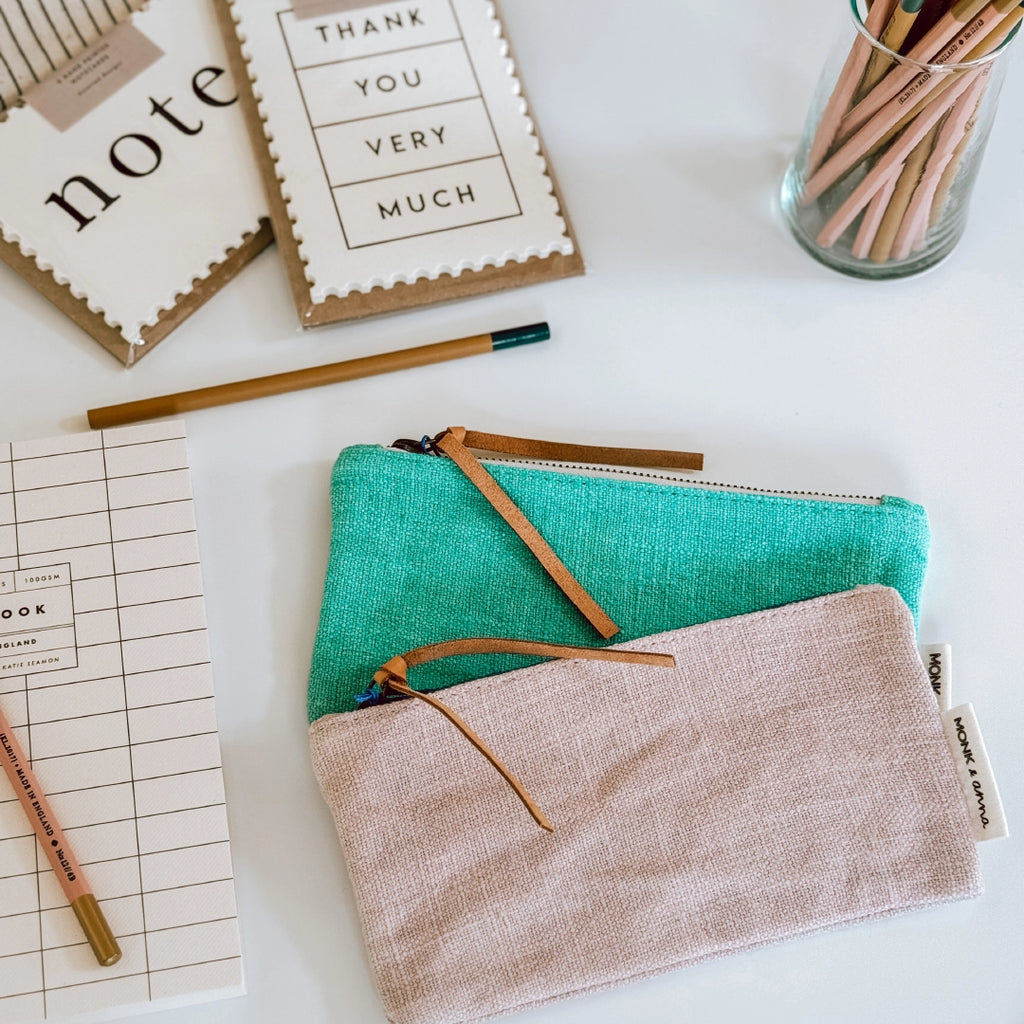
[0,708,121,967]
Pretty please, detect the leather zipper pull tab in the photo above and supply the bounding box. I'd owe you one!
[374,654,554,832]
[372,639,677,832]
[436,428,621,639]
[453,428,703,472]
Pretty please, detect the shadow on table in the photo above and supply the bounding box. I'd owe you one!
[561,136,831,283]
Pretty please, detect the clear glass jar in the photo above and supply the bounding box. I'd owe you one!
[780,0,1019,279]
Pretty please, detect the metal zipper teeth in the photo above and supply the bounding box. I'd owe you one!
[386,447,883,505]
[476,456,884,505]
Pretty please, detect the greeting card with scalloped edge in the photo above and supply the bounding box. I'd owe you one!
[216,0,583,328]
[0,0,271,366]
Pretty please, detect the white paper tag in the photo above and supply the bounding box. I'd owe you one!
[941,703,1008,842]
[919,642,952,711]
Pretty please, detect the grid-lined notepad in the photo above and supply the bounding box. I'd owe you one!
[0,422,244,1024]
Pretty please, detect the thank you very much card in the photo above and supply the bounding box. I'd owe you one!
[224,0,579,320]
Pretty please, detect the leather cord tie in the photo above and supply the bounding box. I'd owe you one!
[370,638,677,832]
[434,427,704,640]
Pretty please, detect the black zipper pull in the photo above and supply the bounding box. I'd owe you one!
[391,433,445,456]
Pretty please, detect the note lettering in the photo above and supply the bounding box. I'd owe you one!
[44,66,238,232]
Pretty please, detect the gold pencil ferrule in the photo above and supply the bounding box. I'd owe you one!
[71,894,122,967]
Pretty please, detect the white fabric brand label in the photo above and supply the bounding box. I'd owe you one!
[941,703,1008,842]
[919,642,952,711]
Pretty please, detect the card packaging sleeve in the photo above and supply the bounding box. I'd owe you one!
[308,442,931,719]
[309,586,980,1024]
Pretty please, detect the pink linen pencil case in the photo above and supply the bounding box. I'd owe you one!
[309,585,980,1024]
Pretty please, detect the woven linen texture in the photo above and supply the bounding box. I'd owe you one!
[309,445,930,717]
[310,587,979,1024]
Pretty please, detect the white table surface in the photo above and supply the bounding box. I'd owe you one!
[1,1,1022,1021]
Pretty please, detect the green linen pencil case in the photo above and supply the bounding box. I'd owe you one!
[308,428,930,720]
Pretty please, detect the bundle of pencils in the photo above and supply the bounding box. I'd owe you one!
[799,0,1022,265]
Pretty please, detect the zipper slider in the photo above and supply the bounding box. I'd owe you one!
[391,434,445,455]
